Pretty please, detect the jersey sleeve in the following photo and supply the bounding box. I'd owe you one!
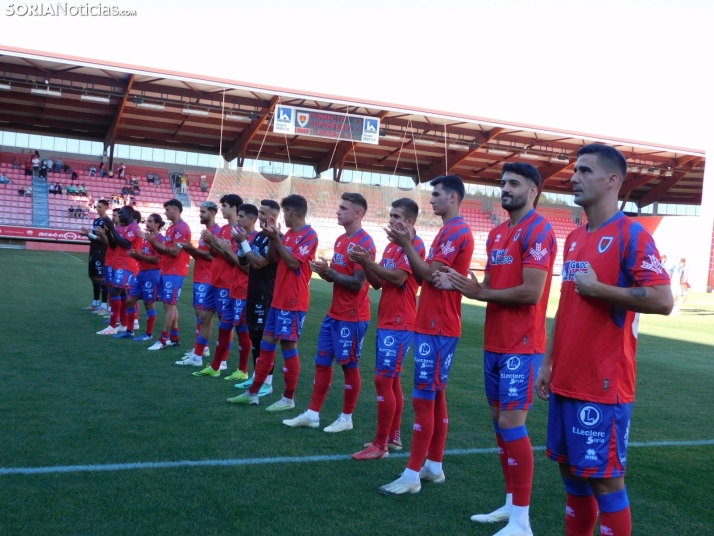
[430,226,470,267]
[484,230,494,273]
[624,223,671,287]
[353,233,376,272]
[521,222,556,271]
[291,230,318,263]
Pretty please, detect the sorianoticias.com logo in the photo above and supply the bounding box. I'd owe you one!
[5,3,137,16]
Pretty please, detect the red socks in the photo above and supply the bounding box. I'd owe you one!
[282,349,300,399]
[427,389,448,463]
[237,330,252,374]
[210,327,233,370]
[406,396,435,472]
[308,364,333,412]
[565,493,599,536]
[390,377,404,440]
[249,343,277,395]
[342,365,361,415]
[373,375,396,449]
[599,506,631,536]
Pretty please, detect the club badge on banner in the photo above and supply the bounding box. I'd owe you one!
[274,105,380,145]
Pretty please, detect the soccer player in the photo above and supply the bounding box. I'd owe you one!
[535,144,673,536]
[378,174,474,495]
[95,207,122,321]
[96,206,143,336]
[144,199,192,350]
[79,199,110,313]
[224,199,282,392]
[185,194,245,374]
[444,163,557,535]
[116,213,166,341]
[174,201,220,355]
[282,192,375,432]
[349,198,425,460]
[227,194,317,411]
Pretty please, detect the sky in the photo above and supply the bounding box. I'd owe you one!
[1,0,712,152]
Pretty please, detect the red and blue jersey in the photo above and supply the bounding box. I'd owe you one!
[551,212,670,404]
[229,230,258,300]
[104,224,120,270]
[377,236,425,330]
[162,219,191,277]
[210,224,236,289]
[272,225,318,312]
[328,229,376,322]
[115,221,142,274]
[484,210,557,354]
[414,215,474,337]
[137,233,164,272]
[193,223,220,283]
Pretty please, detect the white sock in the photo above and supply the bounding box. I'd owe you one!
[506,493,513,508]
[339,412,352,422]
[402,468,420,483]
[424,459,442,474]
[266,374,273,386]
[510,505,530,528]
[101,302,107,310]
[305,409,319,420]
[93,300,99,307]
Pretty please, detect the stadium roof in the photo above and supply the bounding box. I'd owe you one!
[0,46,706,208]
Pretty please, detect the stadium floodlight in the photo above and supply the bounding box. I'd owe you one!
[31,87,61,98]
[487,148,509,156]
[651,168,661,176]
[416,139,437,146]
[381,134,402,141]
[550,155,569,164]
[519,152,541,160]
[183,108,209,117]
[137,101,165,111]
[448,143,470,151]
[81,94,110,104]
[225,113,251,122]
[664,170,673,177]
[630,166,640,173]
[0,82,11,91]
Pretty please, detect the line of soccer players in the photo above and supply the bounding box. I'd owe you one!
[79,143,672,536]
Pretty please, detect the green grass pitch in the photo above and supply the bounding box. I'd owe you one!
[0,249,712,535]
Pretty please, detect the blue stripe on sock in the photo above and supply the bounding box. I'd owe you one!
[412,389,436,401]
[260,341,277,352]
[127,307,136,314]
[501,425,527,442]
[147,309,157,318]
[595,488,629,513]
[197,335,209,346]
[563,477,592,496]
[282,349,298,359]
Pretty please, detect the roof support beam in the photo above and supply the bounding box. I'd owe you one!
[104,74,135,147]
[223,96,280,164]
[638,158,703,207]
[422,127,505,183]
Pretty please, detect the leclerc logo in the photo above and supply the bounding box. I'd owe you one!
[418,343,431,356]
[578,405,602,428]
[220,289,228,298]
[364,118,378,132]
[340,327,351,338]
[198,285,206,291]
[505,356,522,371]
[383,335,395,347]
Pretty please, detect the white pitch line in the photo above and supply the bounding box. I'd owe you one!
[60,250,85,262]
[1,439,712,476]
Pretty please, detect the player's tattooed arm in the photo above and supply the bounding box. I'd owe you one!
[326,267,367,291]
[627,287,647,298]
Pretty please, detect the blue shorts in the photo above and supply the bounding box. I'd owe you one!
[413,333,459,399]
[193,283,213,309]
[231,298,248,330]
[105,265,114,287]
[203,286,231,315]
[375,328,413,378]
[546,393,632,478]
[315,315,369,368]
[265,308,307,341]
[111,268,136,290]
[484,351,543,411]
[160,275,185,305]
[129,269,161,303]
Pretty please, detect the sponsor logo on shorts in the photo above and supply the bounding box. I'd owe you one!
[418,342,431,356]
[578,405,602,427]
[383,335,395,347]
[340,327,351,338]
[585,448,598,461]
[505,356,522,371]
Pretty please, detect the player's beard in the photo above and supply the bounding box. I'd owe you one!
[502,192,528,212]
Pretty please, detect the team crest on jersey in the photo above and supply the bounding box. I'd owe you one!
[440,240,456,257]
[347,242,356,252]
[529,242,547,261]
[641,254,665,274]
[294,235,301,244]
[598,237,614,253]
[513,229,522,242]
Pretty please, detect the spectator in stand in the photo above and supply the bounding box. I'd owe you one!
[55,157,63,173]
[146,173,154,185]
[180,174,188,194]
[99,162,106,178]
[117,163,126,179]
[13,157,21,169]
[46,156,54,172]
[121,184,131,196]
[79,184,88,196]
[131,176,139,187]
[24,158,33,177]
[87,196,95,210]
[25,186,33,197]
[61,184,68,196]
[154,175,160,187]
[39,160,49,182]
[89,165,97,177]
[71,170,79,181]
[18,187,26,196]
[68,184,76,195]
[0,172,10,185]
[49,183,60,195]
[133,184,141,195]
[201,175,208,192]
[32,154,40,176]
[130,194,137,206]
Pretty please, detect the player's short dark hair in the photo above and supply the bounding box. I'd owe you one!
[341,192,368,213]
[149,213,165,229]
[132,208,141,223]
[261,199,281,212]
[97,199,109,208]
[502,162,541,188]
[281,194,308,217]
[391,198,419,221]
[577,144,628,180]
[220,194,244,209]
[163,198,183,213]
[238,203,259,217]
[430,174,465,201]
[112,207,121,213]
